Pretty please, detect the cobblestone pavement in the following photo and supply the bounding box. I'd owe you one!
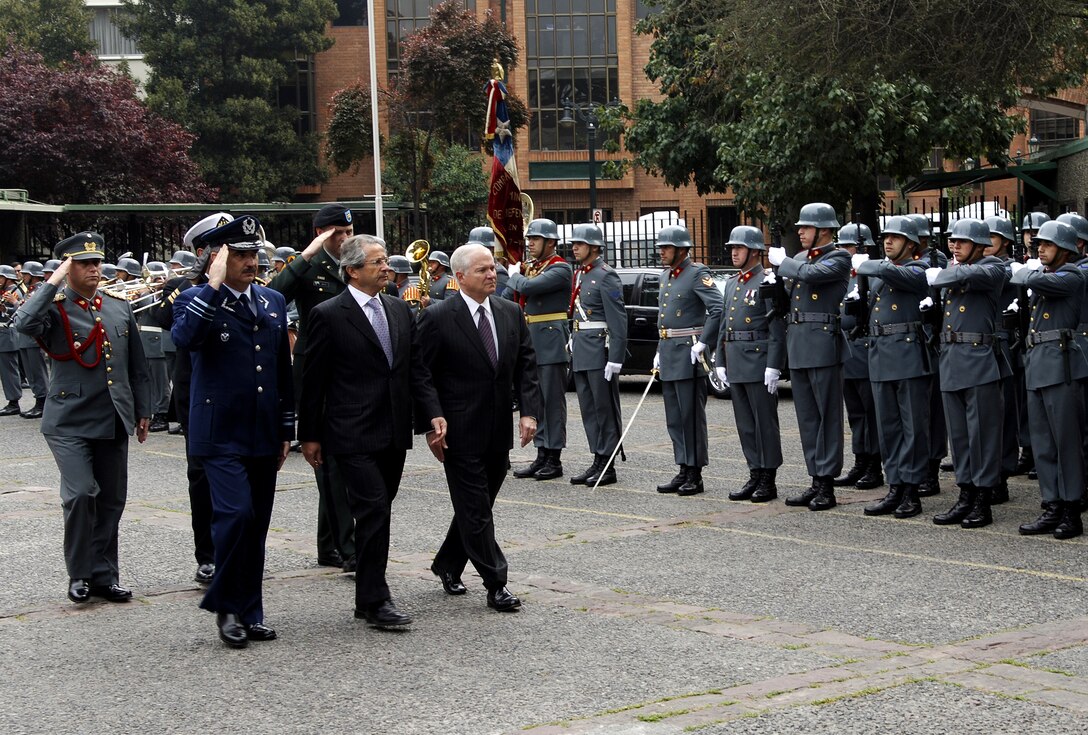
[1,379,1086,734]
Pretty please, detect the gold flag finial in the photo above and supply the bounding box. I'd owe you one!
[491,58,504,81]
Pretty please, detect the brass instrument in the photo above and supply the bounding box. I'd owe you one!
[521,192,534,232]
[406,239,431,304]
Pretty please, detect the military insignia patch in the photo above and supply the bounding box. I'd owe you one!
[344,210,353,223]
[220,331,230,342]
[701,276,714,287]
[53,292,66,302]
[242,217,257,236]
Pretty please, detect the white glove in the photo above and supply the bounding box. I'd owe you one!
[762,271,777,284]
[919,296,934,310]
[768,247,787,266]
[507,262,521,276]
[1027,288,1033,298]
[566,336,573,353]
[715,366,729,387]
[844,285,860,302]
[652,352,661,371]
[925,267,941,285]
[690,341,706,364]
[764,367,781,395]
[1010,261,1026,275]
[851,253,870,270]
[603,362,622,381]
[1025,258,1043,271]
[1006,299,1019,313]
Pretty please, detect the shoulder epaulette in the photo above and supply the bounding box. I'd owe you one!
[402,286,421,301]
[53,292,66,302]
[446,278,460,291]
[103,289,125,300]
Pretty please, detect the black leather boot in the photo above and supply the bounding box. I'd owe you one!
[785,479,819,507]
[148,413,168,432]
[933,485,976,525]
[514,448,546,479]
[1053,501,1084,540]
[855,455,884,490]
[833,456,865,486]
[533,450,563,480]
[677,466,704,496]
[991,476,1010,505]
[808,477,836,511]
[917,459,942,497]
[19,397,44,419]
[657,466,688,494]
[1019,501,1062,535]
[729,469,761,501]
[584,456,617,487]
[893,484,922,519]
[961,486,993,529]
[751,469,777,503]
[864,484,903,516]
[0,400,20,417]
[1011,447,1034,476]
[570,456,602,485]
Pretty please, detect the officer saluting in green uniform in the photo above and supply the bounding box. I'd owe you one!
[14,233,152,603]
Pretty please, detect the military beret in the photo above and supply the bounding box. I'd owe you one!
[54,232,106,261]
[313,203,353,229]
[199,215,263,251]
[184,212,234,250]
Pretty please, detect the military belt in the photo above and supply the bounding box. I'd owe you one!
[525,312,568,324]
[722,330,769,342]
[1025,329,1072,348]
[138,325,163,333]
[659,326,703,339]
[790,312,840,326]
[939,331,994,345]
[574,321,608,331]
[871,321,922,336]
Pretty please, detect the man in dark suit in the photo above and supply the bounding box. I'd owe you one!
[417,243,543,612]
[299,235,446,627]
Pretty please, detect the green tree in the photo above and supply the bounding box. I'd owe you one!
[324,82,374,175]
[119,0,338,202]
[0,0,94,66]
[611,0,1088,230]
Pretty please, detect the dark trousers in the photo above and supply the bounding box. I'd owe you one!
[44,425,128,585]
[1027,382,1085,503]
[843,377,879,455]
[871,377,930,485]
[999,374,1021,476]
[149,357,170,414]
[729,381,782,470]
[928,372,948,460]
[942,381,1003,488]
[183,433,214,565]
[433,451,509,591]
[790,365,844,478]
[315,455,356,560]
[0,349,21,402]
[573,368,621,456]
[18,346,47,399]
[535,362,567,450]
[199,454,277,625]
[661,376,709,467]
[334,451,405,608]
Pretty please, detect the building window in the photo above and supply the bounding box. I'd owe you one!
[1031,109,1080,149]
[386,0,475,74]
[89,7,140,57]
[526,0,619,151]
[635,0,658,19]
[278,58,317,135]
[333,0,369,26]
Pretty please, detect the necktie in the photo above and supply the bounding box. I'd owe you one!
[477,305,497,368]
[366,298,394,367]
[237,292,254,316]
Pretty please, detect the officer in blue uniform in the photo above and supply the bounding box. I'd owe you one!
[172,215,295,649]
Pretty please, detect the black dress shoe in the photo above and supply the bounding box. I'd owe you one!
[67,579,91,603]
[19,406,43,419]
[677,467,704,496]
[833,456,866,486]
[785,482,819,507]
[514,448,546,479]
[217,613,248,648]
[585,463,617,487]
[317,551,344,568]
[533,451,563,480]
[355,599,412,627]
[0,401,20,417]
[729,470,761,501]
[864,485,904,516]
[148,414,168,432]
[933,486,976,525]
[570,456,603,485]
[195,563,215,584]
[342,555,357,573]
[657,467,688,494]
[430,564,467,595]
[246,622,278,641]
[89,583,132,602]
[486,586,521,612]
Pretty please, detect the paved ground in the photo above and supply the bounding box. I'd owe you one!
[1,379,1087,734]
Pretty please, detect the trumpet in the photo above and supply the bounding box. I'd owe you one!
[406,239,430,304]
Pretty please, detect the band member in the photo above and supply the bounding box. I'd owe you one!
[0,265,22,416]
[654,225,722,496]
[507,218,573,481]
[566,223,628,486]
[14,261,48,419]
[717,225,785,502]
[172,215,294,648]
[14,233,151,603]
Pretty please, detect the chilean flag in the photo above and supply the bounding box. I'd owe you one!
[484,77,524,264]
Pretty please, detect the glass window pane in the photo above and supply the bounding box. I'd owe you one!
[527,18,537,58]
[398,0,412,16]
[555,0,570,12]
[574,67,592,104]
[539,0,554,13]
[539,24,554,56]
[608,67,618,103]
[572,16,588,55]
[539,69,556,107]
[530,114,540,151]
[415,0,430,16]
[558,117,576,150]
[556,67,573,104]
[590,0,603,11]
[589,15,604,55]
[555,16,571,56]
[572,0,588,11]
[607,16,616,53]
[540,109,558,151]
[527,0,536,11]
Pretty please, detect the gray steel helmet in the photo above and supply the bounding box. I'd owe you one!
[1022,211,1051,232]
[273,246,297,264]
[794,202,840,229]
[387,255,412,275]
[170,251,197,270]
[1034,220,1079,254]
[466,226,497,249]
[836,223,876,248]
[22,261,44,278]
[525,218,560,240]
[146,261,169,278]
[168,250,190,265]
[257,249,271,269]
[725,225,765,251]
[116,257,142,277]
[0,264,17,280]
[984,216,1016,244]
[100,263,117,280]
[43,259,61,273]
[1056,213,1088,244]
[880,216,920,245]
[655,224,694,249]
[428,250,451,269]
[948,218,992,246]
[568,223,606,249]
[906,213,932,239]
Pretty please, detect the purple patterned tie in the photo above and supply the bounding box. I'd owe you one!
[366,298,394,367]
[477,305,497,368]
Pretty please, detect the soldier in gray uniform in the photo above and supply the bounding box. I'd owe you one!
[835,223,883,491]
[14,261,48,419]
[767,203,851,510]
[567,224,628,487]
[1012,220,1087,539]
[426,251,456,302]
[1022,212,1051,259]
[928,218,1010,529]
[855,216,933,518]
[715,226,785,502]
[0,265,22,415]
[467,226,510,298]
[654,225,722,496]
[1057,212,1088,510]
[14,232,152,603]
[507,218,573,481]
[116,259,171,433]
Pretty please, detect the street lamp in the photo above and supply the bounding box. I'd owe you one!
[560,96,614,217]
[1029,134,1040,156]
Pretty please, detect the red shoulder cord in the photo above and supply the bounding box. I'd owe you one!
[36,303,105,368]
[568,263,593,316]
[518,255,567,308]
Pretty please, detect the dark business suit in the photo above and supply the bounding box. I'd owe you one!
[299,289,440,608]
[416,293,542,591]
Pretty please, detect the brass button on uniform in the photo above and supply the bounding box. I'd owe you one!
[257,386,264,393]
[256,365,263,373]
[255,345,261,351]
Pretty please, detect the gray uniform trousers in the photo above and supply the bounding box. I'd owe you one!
[0,351,20,401]
[1028,383,1084,502]
[730,381,781,470]
[942,383,1004,487]
[536,363,567,450]
[574,369,620,456]
[18,345,47,399]
[843,375,879,455]
[872,378,930,484]
[662,377,710,467]
[791,365,844,478]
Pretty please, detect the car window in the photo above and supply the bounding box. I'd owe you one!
[618,271,640,305]
[640,274,660,307]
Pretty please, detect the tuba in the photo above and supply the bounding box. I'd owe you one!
[406,239,431,303]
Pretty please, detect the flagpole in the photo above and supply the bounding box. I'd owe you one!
[367,0,384,241]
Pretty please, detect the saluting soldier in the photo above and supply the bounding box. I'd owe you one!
[426,251,457,302]
[268,203,356,572]
[654,225,722,496]
[13,261,48,419]
[1022,211,1051,259]
[1057,212,1088,509]
[14,233,152,603]
[567,223,628,486]
[1012,220,1087,539]
[0,265,25,416]
[928,218,1010,529]
[766,203,851,510]
[507,218,573,481]
[716,226,785,502]
[855,216,932,518]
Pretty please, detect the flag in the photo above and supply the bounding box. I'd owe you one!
[484,76,524,264]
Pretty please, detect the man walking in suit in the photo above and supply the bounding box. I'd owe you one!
[417,244,543,612]
[299,235,445,627]
[172,215,295,648]
[14,233,151,603]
